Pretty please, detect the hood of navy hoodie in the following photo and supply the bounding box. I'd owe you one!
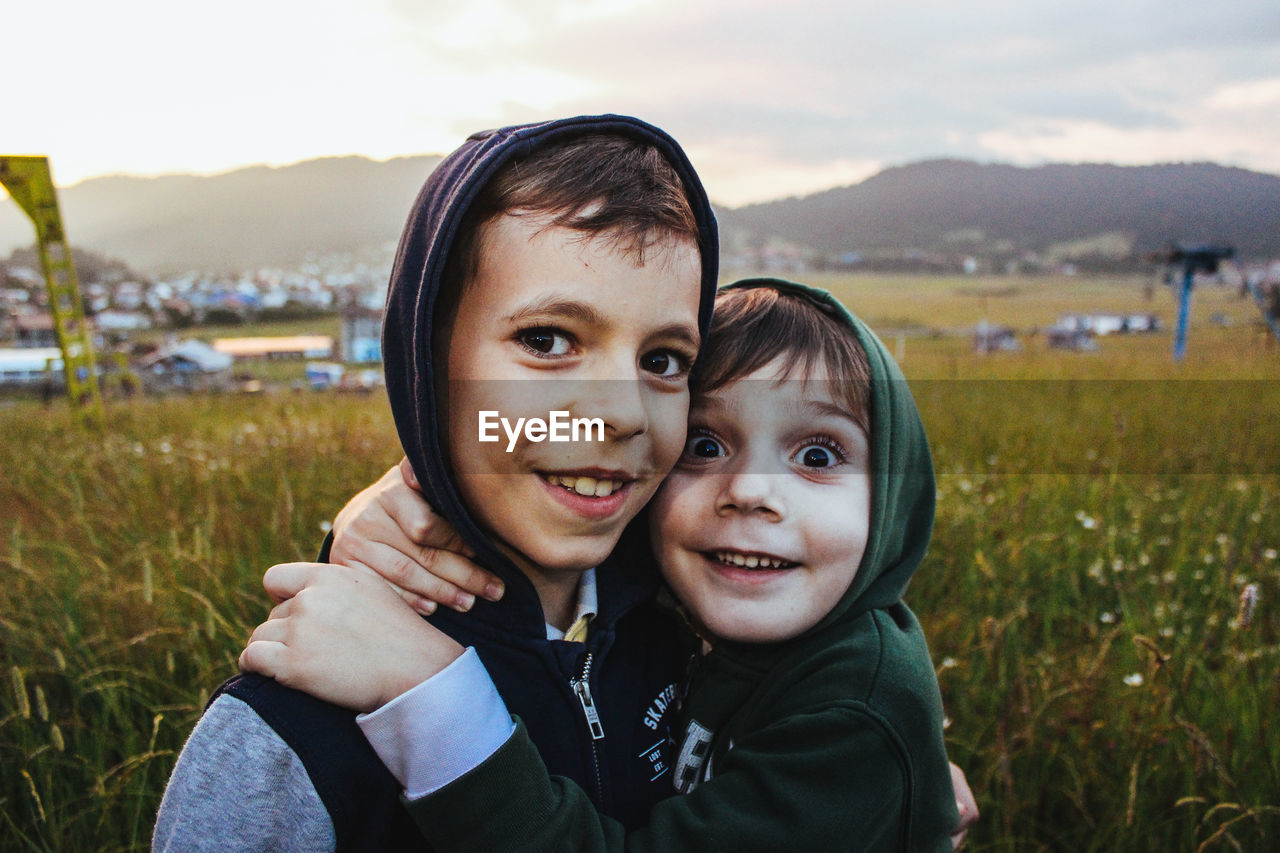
[381,115,720,638]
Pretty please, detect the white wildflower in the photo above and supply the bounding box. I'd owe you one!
[1238,584,1259,630]
[1123,673,1144,687]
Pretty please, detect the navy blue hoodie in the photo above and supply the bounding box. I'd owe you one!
[216,115,719,850]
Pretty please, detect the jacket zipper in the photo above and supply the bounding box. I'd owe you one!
[571,651,606,806]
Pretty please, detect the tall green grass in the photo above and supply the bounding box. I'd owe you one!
[1,278,1277,849]
[1,393,397,851]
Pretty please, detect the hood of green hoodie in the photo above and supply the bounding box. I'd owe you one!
[714,278,936,658]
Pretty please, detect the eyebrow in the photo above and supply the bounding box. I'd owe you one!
[507,296,700,350]
[799,397,861,424]
[650,322,701,351]
[507,296,608,326]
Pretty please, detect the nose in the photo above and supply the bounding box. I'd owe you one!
[593,377,648,439]
[715,456,784,522]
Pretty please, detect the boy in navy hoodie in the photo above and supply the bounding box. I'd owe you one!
[153,115,720,850]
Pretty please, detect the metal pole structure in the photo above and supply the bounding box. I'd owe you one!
[1159,244,1235,363]
[1173,263,1194,362]
[0,156,103,419]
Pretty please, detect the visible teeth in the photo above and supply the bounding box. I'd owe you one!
[715,551,788,570]
[547,475,621,498]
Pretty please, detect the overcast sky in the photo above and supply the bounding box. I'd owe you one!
[5,0,1279,206]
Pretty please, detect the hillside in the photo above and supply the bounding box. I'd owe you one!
[0,155,440,274]
[719,160,1280,266]
[2,156,1277,275]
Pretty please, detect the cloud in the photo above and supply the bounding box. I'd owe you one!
[8,0,1278,205]
[419,0,1280,201]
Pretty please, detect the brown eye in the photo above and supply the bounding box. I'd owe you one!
[518,328,571,356]
[641,350,688,377]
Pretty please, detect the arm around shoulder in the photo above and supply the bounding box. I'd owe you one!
[153,693,335,852]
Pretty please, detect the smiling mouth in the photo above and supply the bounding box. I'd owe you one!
[542,473,628,498]
[709,550,798,570]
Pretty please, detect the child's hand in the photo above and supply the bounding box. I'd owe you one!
[949,761,979,849]
[329,458,504,614]
[240,562,465,712]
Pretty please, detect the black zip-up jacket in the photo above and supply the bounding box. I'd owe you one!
[155,115,719,851]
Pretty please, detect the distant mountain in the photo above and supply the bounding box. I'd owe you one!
[718,160,1280,265]
[0,155,441,274]
[3,156,1277,275]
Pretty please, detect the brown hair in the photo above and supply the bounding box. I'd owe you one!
[692,286,872,431]
[442,133,701,305]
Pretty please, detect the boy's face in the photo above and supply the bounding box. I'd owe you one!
[649,358,871,644]
[444,212,702,588]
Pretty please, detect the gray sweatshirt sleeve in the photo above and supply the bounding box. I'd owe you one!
[152,694,336,852]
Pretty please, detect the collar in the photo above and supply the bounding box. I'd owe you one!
[545,568,598,642]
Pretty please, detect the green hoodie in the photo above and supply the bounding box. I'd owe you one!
[406,278,958,852]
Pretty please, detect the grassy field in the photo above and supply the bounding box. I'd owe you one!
[2,272,1278,850]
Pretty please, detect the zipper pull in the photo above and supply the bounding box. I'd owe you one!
[572,652,605,741]
[573,679,605,740]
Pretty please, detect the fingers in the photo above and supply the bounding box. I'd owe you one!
[263,562,326,603]
[380,464,473,558]
[415,543,503,602]
[380,485,471,555]
[239,639,288,677]
[948,761,978,849]
[343,541,500,613]
[240,614,291,676]
[398,456,421,491]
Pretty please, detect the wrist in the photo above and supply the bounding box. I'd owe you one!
[378,640,465,710]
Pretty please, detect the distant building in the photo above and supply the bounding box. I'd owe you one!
[213,335,334,360]
[12,313,58,348]
[305,361,346,390]
[341,305,382,363]
[139,340,233,392]
[95,310,153,333]
[1047,325,1099,352]
[0,347,62,386]
[1057,313,1161,336]
[972,321,1020,354]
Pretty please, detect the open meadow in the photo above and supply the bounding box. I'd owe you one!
[2,273,1278,850]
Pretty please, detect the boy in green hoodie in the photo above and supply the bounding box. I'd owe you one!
[244,278,961,851]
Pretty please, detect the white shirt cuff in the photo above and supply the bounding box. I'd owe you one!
[356,647,515,799]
